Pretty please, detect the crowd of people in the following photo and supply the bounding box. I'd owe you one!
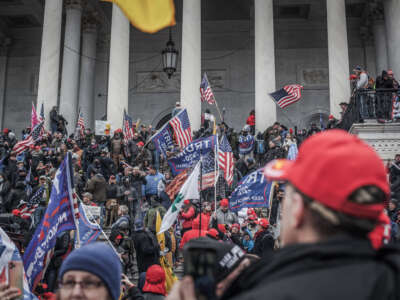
[1,66,400,299]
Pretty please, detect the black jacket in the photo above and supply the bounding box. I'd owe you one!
[252,229,275,257]
[132,229,160,274]
[224,236,400,300]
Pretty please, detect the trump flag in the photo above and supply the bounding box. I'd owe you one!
[229,169,273,212]
[23,153,78,290]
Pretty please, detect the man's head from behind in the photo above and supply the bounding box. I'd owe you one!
[264,130,389,247]
[58,243,121,300]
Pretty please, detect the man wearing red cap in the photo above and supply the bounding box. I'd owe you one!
[172,130,400,300]
[209,199,238,228]
[179,199,196,236]
[252,218,274,257]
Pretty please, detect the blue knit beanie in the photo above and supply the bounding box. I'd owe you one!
[59,243,121,300]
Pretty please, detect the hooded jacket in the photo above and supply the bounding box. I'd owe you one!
[223,236,400,300]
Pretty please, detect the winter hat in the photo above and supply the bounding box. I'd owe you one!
[184,237,245,282]
[59,243,121,300]
[184,199,190,205]
[142,265,166,296]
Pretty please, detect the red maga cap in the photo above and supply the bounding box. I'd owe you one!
[264,130,389,220]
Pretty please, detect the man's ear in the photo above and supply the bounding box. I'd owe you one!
[291,192,306,229]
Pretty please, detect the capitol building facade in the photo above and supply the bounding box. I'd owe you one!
[0,0,399,135]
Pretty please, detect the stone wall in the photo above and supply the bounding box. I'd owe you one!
[2,16,372,136]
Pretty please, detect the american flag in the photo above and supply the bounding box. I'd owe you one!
[39,103,44,121]
[218,135,234,186]
[31,103,40,129]
[169,109,192,149]
[269,84,303,109]
[17,203,39,220]
[13,121,44,155]
[29,186,45,205]
[165,169,188,200]
[123,110,134,144]
[200,151,216,191]
[75,109,85,139]
[200,73,216,105]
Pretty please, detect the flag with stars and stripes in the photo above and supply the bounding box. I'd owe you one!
[13,121,44,155]
[218,135,234,186]
[169,109,192,149]
[28,186,45,205]
[123,110,134,144]
[200,73,216,105]
[75,109,85,139]
[39,103,44,122]
[269,84,303,109]
[31,103,40,129]
[200,151,216,191]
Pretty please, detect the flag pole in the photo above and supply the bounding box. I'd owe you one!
[214,135,219,214]
[199,155,203,237]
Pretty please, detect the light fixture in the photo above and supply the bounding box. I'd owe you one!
[162,28,179,79]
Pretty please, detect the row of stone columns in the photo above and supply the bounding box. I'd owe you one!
[34,0,400,133]
[37,0,98,133]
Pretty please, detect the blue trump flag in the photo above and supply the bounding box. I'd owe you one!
[77,203,101,247]
[152,124,174,157]
[168,135,217,176]
[23,153,78,290]
[229,169,273,212]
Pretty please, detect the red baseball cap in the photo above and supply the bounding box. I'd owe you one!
[220,199,229,207]
[256,218,269,229]
[184,199,190,205]
[264,130,389,220]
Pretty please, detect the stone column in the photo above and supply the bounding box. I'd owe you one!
[180,0,201,130]
[255,0,276,132]
[107,4,130,129]
[0,41,10,129]
[78,16,97,130]
[361,26,377,79]
[373,19,388,75]
[327,0,351,118]
[59,0,83,135]
[384,0,400,77]
[36,0,63,129]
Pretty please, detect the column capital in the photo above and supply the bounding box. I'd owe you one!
[65,0,83,11]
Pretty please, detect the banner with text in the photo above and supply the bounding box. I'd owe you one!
[168,135,217,176]
[229,168,273,212]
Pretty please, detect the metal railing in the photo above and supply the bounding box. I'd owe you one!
[336,88,399,131]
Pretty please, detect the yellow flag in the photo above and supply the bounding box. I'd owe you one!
[104,0,176,34]
[156,211,177,292]
[213,119,217,135]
